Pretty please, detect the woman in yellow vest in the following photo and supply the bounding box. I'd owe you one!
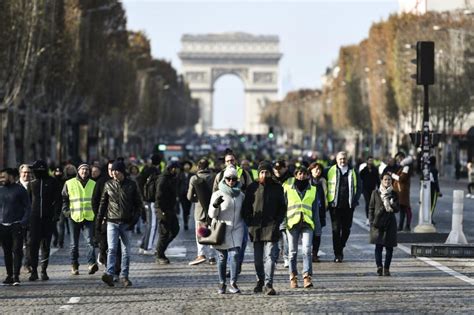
[285,166,322,289]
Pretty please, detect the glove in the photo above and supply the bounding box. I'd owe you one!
[212,196,224,208]
[63,210,71,218]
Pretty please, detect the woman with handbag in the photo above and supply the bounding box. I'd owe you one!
[209,166,245,294]
[369,172,400,276]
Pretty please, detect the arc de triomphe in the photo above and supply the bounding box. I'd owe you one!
[178,32,282,134]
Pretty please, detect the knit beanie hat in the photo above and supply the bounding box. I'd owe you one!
[111,161,126,174]
[77,164,89,171]
[257,161,273,173]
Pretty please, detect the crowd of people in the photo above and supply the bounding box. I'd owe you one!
[0,149,444,294]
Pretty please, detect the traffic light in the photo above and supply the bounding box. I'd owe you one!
[268,126,274,139]
[412,41,435,85]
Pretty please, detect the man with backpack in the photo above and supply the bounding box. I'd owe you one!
[187,159,216,265]
[138,154,161,255]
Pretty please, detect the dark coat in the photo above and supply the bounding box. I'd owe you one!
[242,180,286,242]
[98,178,144,226]
[28,176,62,221]
[369,189,400,247]
[154,169,178,219]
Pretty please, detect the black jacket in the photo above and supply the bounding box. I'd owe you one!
[369,189,400,247]
[360,166,380,192]
[92,175,112,216]
[154,169,177,215]
[0,183,31,225]
[28,176,62,221]
[243,180,286,242]
[98,178,144,225]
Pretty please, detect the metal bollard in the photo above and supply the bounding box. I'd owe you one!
[445,190,468,245]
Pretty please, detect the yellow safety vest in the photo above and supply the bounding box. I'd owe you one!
[286,185,316,230]
[326,165,357,204]
[251,169,258,181]
[159,161,166,173]
[66,178,96,222]
[282,177,294,193]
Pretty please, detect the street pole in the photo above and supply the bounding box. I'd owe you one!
[414,84,436,232]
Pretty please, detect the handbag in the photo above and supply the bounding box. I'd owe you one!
[198,219,226,245]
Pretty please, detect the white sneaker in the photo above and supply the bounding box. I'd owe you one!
[366,218,370,226]
[138,248,145,255]
[143,249,156,255]
[466,194,471,198]
[283,259,289,268]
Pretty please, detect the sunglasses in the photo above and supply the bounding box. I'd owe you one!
[225,177,238,182]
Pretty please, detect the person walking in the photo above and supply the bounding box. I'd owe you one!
[273,159,293,268]
[309,162,327,262]
[429,156,442,224]
[62,163,98,275]
[467,161,474,199]
[27,160,62,281]
[52,167,68,248]
[326,151,361,263]
[369,172,400,276]
[187,159,216,265]
[209,166,245,294]
[391,152,413,231]
[359,156,380,225]
[285,166,321,289]
[178,160,194,231]
[97,161,144,287]
[18,164,33,274]
[0,168,31,286]
[92,160,115,267]
[137,154,161,255]
[243,161,286,295]
[155,162,180,265]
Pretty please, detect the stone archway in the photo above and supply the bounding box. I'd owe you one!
[179,32,282,134]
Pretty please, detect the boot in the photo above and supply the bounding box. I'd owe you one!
[29,269,39,281]
[303,273,313,288]
[71,263,79,275]
[40,270,49,281]
[253,279,264,293]
[290,272,298,288]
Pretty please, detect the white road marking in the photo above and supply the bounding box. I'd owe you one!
[353,217,474,286]
[165,246,187,257]
[58,297,81,311]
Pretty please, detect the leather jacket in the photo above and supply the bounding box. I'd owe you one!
[98,178,144,224]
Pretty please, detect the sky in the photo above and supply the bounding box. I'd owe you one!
[122,0,399,131]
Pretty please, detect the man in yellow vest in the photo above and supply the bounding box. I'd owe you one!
[62,164,98,276]
[326,151,361,263]
[285,166,322,289]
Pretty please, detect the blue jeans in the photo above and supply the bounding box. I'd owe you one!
[106,222,131,278]
[279,230,289,263]
[69,219,96,266]
[217,247,240,285]
[253,241,279,286]
[287,226,313,276]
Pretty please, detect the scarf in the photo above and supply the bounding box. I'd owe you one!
[218,179,241,198]
[379,184,394,212]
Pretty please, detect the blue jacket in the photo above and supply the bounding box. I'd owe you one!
[0,183,31,225]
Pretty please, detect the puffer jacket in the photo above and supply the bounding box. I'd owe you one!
[28,176,62,221]
[98,178,144,224]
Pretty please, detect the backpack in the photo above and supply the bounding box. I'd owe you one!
[143,174,159,202]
